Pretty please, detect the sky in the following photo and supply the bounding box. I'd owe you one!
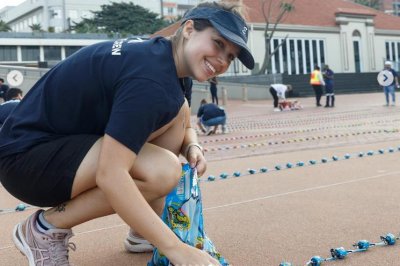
[0,0,26,10]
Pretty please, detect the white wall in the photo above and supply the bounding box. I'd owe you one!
[248,18,400,74]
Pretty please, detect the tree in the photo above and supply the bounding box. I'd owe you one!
[354,0,381,10]
[72,2,170,36]
[258,0,295,74]
[0,20,11,32]
[29,23,43,32]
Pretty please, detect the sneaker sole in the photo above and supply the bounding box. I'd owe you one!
[13,223,35,266]
[124,237,153,253]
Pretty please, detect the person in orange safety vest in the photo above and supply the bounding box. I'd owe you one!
[310,65,325,107]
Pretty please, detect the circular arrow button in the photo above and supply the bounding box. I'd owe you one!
[377,70,394,86]
[7,70,24,87]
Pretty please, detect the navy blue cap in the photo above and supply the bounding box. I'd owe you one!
[182,6,255,70]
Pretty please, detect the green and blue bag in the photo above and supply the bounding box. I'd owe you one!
[148,163,228,266]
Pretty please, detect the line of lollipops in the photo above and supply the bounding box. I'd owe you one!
[203,146,400,182]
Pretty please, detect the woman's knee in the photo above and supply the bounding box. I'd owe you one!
[131,144,182,197]
[152,156,181,196]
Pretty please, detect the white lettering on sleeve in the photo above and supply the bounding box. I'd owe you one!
[111,39,124,55]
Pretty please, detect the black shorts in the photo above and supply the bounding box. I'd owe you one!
[0,135,100,207]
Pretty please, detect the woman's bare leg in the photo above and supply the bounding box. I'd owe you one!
[44,141,181,228]
[43,102,190,228]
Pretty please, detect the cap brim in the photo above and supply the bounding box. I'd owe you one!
[210,21,255,70]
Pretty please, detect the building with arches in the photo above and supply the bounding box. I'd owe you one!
[155,0,400,75]
[244,0,400,74]
[248,0,400,74]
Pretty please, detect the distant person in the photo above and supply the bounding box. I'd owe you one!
[209,76,219,105]
[289,100,303,110]
[323,65,335,107]
[278,99,303,111]
[197,99,227,135]
[0,78,10,103]
[181,77,193,107]
[382,61,399,106]
[0,88,23,125]
[310,65,325,107]
[5,87,23,102]
[269,84,292,112]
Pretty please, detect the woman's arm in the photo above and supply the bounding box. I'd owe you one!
[96,134,218,265]
[180,112,206,176]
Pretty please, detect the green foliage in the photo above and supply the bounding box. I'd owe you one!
[0,20,11,32]
[72,2,170,36]
[280,2,295,12]
[29,23,43,32]
[354,0,381,10]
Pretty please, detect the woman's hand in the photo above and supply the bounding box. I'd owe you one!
[166,242,221,266]
[186,144,207,176]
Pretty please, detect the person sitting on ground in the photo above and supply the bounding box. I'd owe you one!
[290,100,303,110]
[0,87,23,125]
[197,99,227,135]
[269,84,292,112]
[278,99,303,111]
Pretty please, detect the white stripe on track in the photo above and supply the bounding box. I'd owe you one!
[204,170,400,211]
[0,224,128,251]
[0,245,13,251]
[1,171,398,250]
[75,223,126,236]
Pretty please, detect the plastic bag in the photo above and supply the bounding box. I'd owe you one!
[148,163,229,266]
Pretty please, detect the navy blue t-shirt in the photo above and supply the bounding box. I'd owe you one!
[0,100,20,124]
[0,37,185,157]
[388,69,398,86]
[197,103,225,121]
[323,69,334,85]
[0,84,9,101]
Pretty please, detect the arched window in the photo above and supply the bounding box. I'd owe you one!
[352,30,361,37]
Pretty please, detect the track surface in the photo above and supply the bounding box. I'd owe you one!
[1,92,399,266]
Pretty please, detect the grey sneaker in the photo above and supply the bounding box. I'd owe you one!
[205,128,214,136]
[124,229,153,253]
[12,210,76,266]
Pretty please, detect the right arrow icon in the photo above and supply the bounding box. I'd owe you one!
[377,70,393,86]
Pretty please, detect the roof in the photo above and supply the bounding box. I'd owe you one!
[152,22,180,37]
[244,0,400,30]
[153,0,400,37]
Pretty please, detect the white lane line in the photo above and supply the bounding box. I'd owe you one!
[75,223,126,236]
[1,171,398,250]
[0,245,13,251]
[0,223,128,250]
[204,171,400,211]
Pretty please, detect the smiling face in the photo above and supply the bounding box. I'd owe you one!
[177,20,240,82]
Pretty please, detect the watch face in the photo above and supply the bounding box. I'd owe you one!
[7,70,24,87]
